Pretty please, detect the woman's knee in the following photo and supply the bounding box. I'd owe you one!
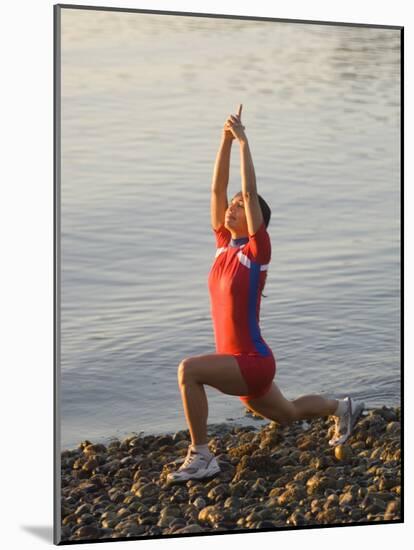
[177,357,193,385]
[287,401,301,423]
[276,402,298,425]
[244,401,296,426]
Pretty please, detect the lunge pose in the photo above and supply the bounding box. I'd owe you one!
[167,105,364,484]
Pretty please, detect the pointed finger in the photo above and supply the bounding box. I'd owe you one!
[237,104,243,117]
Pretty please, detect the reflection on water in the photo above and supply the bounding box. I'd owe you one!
[60,9,400,449]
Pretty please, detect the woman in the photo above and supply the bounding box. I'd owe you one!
[167,105,364,484]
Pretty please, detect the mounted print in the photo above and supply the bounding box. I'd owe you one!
[54,3,403,545]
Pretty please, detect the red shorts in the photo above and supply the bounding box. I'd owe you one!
[234,352,276,403]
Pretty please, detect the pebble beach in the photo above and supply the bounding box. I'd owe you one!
[60,406,401,542]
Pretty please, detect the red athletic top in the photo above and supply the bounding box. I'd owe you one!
[208,222,272,357]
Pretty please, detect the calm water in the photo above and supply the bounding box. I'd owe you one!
[59,9,401,450]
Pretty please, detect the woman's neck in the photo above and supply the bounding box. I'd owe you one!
[229,234,249,247]
[229,229,248,239]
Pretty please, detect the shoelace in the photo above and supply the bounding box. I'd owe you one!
[178,450,204,471]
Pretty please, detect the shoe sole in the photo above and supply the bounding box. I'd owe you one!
[167,465,221,484]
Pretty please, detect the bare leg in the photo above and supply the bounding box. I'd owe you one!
[178,379,209,445]
[177,353,250,446]
[292,394,338,419]
[244,382,338,425]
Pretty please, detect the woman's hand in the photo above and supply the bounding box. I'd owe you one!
[222,104,246,142]
[222,119,235,141]
[225,104,247,143]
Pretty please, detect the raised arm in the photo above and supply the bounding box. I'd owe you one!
[239,136,263,235]
[211,106,245,230]
[227,105,263,235]
[210,134,232,230]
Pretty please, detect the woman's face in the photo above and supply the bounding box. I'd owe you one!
[224,193,248,234]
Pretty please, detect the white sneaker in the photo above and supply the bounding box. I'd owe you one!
[166,447,221,484]
[329,396,365,446]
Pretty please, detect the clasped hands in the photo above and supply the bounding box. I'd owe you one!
[223,103,247,143]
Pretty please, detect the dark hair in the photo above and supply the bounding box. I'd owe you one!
[257,194,271,298]
[258,194,271,228]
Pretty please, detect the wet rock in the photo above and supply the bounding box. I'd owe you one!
[296,435,316,451]
[78,440,93,451]
[207,484,231,501]
[82,458,99,474]
[323,493,339,510]
[191,496,206,510]
[259,431,282,449]
[74,503,91,516]
[256,520,278,529]
[198,505,229,527]
[294,468,315,484]
[247,478,268,496]
[246,510,263,525]
[60,408,400,542]
[377,408,398,422]
[73,525,100,539]
[230,480,250,497]
[278,485,307,505]
[306,474,336,496]
[100,459,121,476]
[334,445,353,462]
[132,482,158,498]
[157,514,176,529]
[362,495,387,514]
[384,499,400,520]
[316,509,337,524]
[310,455,329,470]
[287,511,306,526]
[174,524,205,534]
[83,443,107,456]
[339,491,354,507]
[298,451,313,465]
[386,422,400,435]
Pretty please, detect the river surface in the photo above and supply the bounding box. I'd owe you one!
[59,8,401,450]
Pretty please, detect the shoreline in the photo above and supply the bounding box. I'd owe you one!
[61,412,272,455]
[60,406,401,542]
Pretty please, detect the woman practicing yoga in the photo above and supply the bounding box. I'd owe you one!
[167,104,364,484]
